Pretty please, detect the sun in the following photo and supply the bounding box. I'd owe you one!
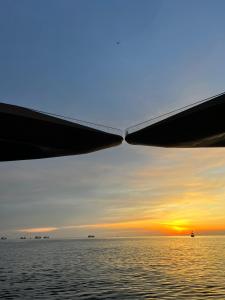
[161,219,191,235]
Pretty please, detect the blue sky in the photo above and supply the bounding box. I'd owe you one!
[1,0,225,237]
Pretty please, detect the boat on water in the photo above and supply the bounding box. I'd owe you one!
[1,237,7,240]
[190,231,195,237]
[88,235,95,238]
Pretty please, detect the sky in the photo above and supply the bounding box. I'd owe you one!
[1,0,225,237]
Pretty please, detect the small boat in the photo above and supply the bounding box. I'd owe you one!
[88,235,95,238]
[190,231,195,237]
[34,236,42,239]
[43,236,50,239]
[20,236,26,239]
[1,237,7,240]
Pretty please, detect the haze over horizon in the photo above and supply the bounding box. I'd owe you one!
[1,0,225,238]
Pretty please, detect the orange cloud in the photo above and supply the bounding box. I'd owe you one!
[17,227,58,233]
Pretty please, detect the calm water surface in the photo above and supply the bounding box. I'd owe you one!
[0,237,225,299]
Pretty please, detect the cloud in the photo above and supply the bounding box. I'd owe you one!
[2,142,225,236]
[17,227,58,233]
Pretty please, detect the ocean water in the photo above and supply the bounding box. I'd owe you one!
[1,237,225,299]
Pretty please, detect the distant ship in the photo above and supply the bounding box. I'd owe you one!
[43,236,50,239]
[34,236,42,239]
[190,231,195,237]
[1,237,7,240]
[20,236,26,239]
[88,235,95,238]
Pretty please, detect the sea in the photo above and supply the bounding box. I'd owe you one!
[1,237,225,299]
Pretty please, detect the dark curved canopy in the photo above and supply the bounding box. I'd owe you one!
[126,93,225,148]
[0,103,123,161]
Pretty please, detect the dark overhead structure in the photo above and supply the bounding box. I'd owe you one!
[126,93,225,148]
[2,92,225,162]
[0,103,123,161]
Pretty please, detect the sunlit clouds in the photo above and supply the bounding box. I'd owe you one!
[11,148,225,237]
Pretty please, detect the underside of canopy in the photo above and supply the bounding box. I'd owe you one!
[0,103,123,161]
[125,93,225,148]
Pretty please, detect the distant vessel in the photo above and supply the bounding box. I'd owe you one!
[88,235,95,238]
[34,236,42,239]
[1,237,7,240]
[20,236,26,239]
[43,236,50,239]
[190,231,195,237]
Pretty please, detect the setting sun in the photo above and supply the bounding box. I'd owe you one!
[161,219,191,234]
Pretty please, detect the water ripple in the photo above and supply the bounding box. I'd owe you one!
[1,237,225,299]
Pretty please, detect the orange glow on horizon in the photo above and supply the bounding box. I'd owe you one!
[159,219,192,235]
[16,221,225,236]
[63,219,195,235]
[63,216,225,236]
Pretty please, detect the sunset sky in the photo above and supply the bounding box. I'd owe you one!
[1,0,225,237]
